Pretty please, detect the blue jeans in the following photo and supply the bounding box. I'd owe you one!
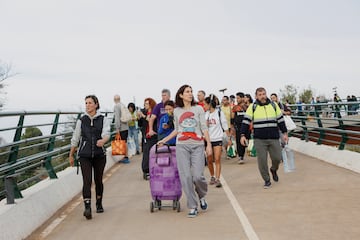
[128,126,140,152]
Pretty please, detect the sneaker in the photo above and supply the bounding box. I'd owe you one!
[270,168,279,182]
[119,157,130,164]
[143,172,150,180]
[199,197,208,210]
[187,208,198,218]
[209,176,216,185]
[215,179,222,188]
[136,151,140,155]
[238,157,244,164]
[263,181,271,189]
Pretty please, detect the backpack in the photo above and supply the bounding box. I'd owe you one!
[120,103,132,122]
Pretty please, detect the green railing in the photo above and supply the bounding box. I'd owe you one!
[288,101,360,150]
[0,110,115,203]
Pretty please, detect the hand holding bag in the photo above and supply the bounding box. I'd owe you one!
[112,133,127,156]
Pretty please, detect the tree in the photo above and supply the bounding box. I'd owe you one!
[0,60,17,109]
[298,87,314,104]
[279,84,298,104]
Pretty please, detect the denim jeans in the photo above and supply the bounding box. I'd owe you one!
[128,126,140,152]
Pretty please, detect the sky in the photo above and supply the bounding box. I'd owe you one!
[1,0,360,112]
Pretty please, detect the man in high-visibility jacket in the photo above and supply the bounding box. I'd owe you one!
[240,87,288,189]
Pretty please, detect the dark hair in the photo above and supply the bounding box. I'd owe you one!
[128,102,136,112]
[255,87,266,95]
[270,93,278,98]
[164,100,175,108]
[236,92,244,98]
[198,90,206,96]
[245,94,253,103]
[175,84,195,108]
[205,94,218,108]
[85,95,100,110]
[223,95,229,100]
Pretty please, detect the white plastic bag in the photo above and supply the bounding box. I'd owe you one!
[282,144,295,173]
[284,115,297,131]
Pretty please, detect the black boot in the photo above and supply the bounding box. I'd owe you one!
[83,199,92,219]
[96,197,104,213]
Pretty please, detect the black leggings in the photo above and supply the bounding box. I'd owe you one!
[141,136,157,174]
[235,128,247,158]
[79,156,106,199]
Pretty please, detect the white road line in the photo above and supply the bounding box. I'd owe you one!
[220,175,260,240]
[38,164,122,239]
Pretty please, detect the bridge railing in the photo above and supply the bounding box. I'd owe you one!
[0,103,359,204]
[0,110,115,204]
[287,101,360,151]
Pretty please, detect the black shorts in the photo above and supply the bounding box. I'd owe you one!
[205,140,223,147]
[120,130,128,142]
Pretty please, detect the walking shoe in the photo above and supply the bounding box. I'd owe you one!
[270,168,279,182]
[187,208,198,218]
[209,176,216,185]
[199,197,208,210]
[83,200,92,220]
[143,172,150,180]
[263,181,271,189]
[96,198,104,213]
[238,157,244,164]
[119,157,130,164]
[136,151,140,155]
[215,179,222,188]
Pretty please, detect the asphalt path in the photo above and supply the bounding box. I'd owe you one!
[27,150,360,240]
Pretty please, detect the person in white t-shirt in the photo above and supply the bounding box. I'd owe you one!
[204,94,231,188]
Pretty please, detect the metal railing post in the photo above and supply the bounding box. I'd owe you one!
[315,109,325,145]
[44,113,60,179]
[7,114,25,199]
[5,176,16,204]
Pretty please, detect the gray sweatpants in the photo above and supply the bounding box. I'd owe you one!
[176,144,208,210]
[254,139,282,182]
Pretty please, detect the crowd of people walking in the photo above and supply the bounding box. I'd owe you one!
[69,85,291,219]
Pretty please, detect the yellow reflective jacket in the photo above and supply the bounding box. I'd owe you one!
[241,99,287,139]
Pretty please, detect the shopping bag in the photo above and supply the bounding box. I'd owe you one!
[248,135,256,157]
[111,133,127,155]
[282,144,295,173]
[247,138,254,156]
[227,144,236,158]
[284,115,297,131]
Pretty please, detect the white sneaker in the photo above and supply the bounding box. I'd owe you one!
[187,208,198,218]
[238,158,244,164]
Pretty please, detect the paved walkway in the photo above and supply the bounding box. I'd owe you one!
[27,150,360,240]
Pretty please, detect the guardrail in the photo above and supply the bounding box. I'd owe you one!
[0,102,359,204]
[287,101,360,150]
[0,110,115,203]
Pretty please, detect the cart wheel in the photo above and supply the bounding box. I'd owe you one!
[155,199,161,210]
[176,201,181,212]
[150,202,154,213]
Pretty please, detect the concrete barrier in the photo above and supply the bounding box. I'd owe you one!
[289,137,360,173]
[0,147,118,240]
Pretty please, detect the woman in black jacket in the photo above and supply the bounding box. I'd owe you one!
[69,95,110,220]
